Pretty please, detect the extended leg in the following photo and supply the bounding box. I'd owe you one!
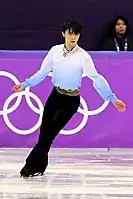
[20,89,80,177]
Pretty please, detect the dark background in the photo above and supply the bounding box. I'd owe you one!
[0,0,132,50]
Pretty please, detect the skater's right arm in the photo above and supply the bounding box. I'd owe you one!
[12,47,54,92]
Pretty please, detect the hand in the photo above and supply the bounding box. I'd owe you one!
[113,100,126,112]
[12,84,24,92]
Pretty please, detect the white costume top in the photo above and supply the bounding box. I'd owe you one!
[22,44,118,103]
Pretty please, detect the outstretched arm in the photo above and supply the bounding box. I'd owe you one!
[21,47,54,89]
[12,47,54,92]
[12,47,54,93]
[82,53,126,111]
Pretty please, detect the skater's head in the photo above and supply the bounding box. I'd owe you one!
[61,19,83,49]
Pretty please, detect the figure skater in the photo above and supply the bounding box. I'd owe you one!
[12,19,126,177]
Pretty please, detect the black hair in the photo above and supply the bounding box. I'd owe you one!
[61,19,83,34]
[110,15,129,36]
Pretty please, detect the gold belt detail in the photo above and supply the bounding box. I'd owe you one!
[55,87,80,96]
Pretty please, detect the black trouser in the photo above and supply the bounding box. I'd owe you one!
[25,87,80,171]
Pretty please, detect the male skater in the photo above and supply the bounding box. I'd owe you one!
[12,19,126,177]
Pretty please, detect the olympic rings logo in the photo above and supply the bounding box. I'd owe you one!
[0,71,109,136]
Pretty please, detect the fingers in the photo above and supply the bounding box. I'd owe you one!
[12,86,19,91]
[12,84,23,92]
[120,101,126,107]
[117,104,126,112]
[12,86,16,91]
[119,108,126,112]
[114,100,126,112]
[12,86,17,91]
[122,101,126,106]
[12,84,20,89]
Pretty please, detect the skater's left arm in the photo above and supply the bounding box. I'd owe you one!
[82,53,126,111]
[82,53,118,103]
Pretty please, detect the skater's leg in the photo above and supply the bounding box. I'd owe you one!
[20,89,80,177]
[35,93,80,174]
[20,88,60,177]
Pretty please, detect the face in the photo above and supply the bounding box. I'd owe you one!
[115,19,126,35]
[62,29,80,48]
